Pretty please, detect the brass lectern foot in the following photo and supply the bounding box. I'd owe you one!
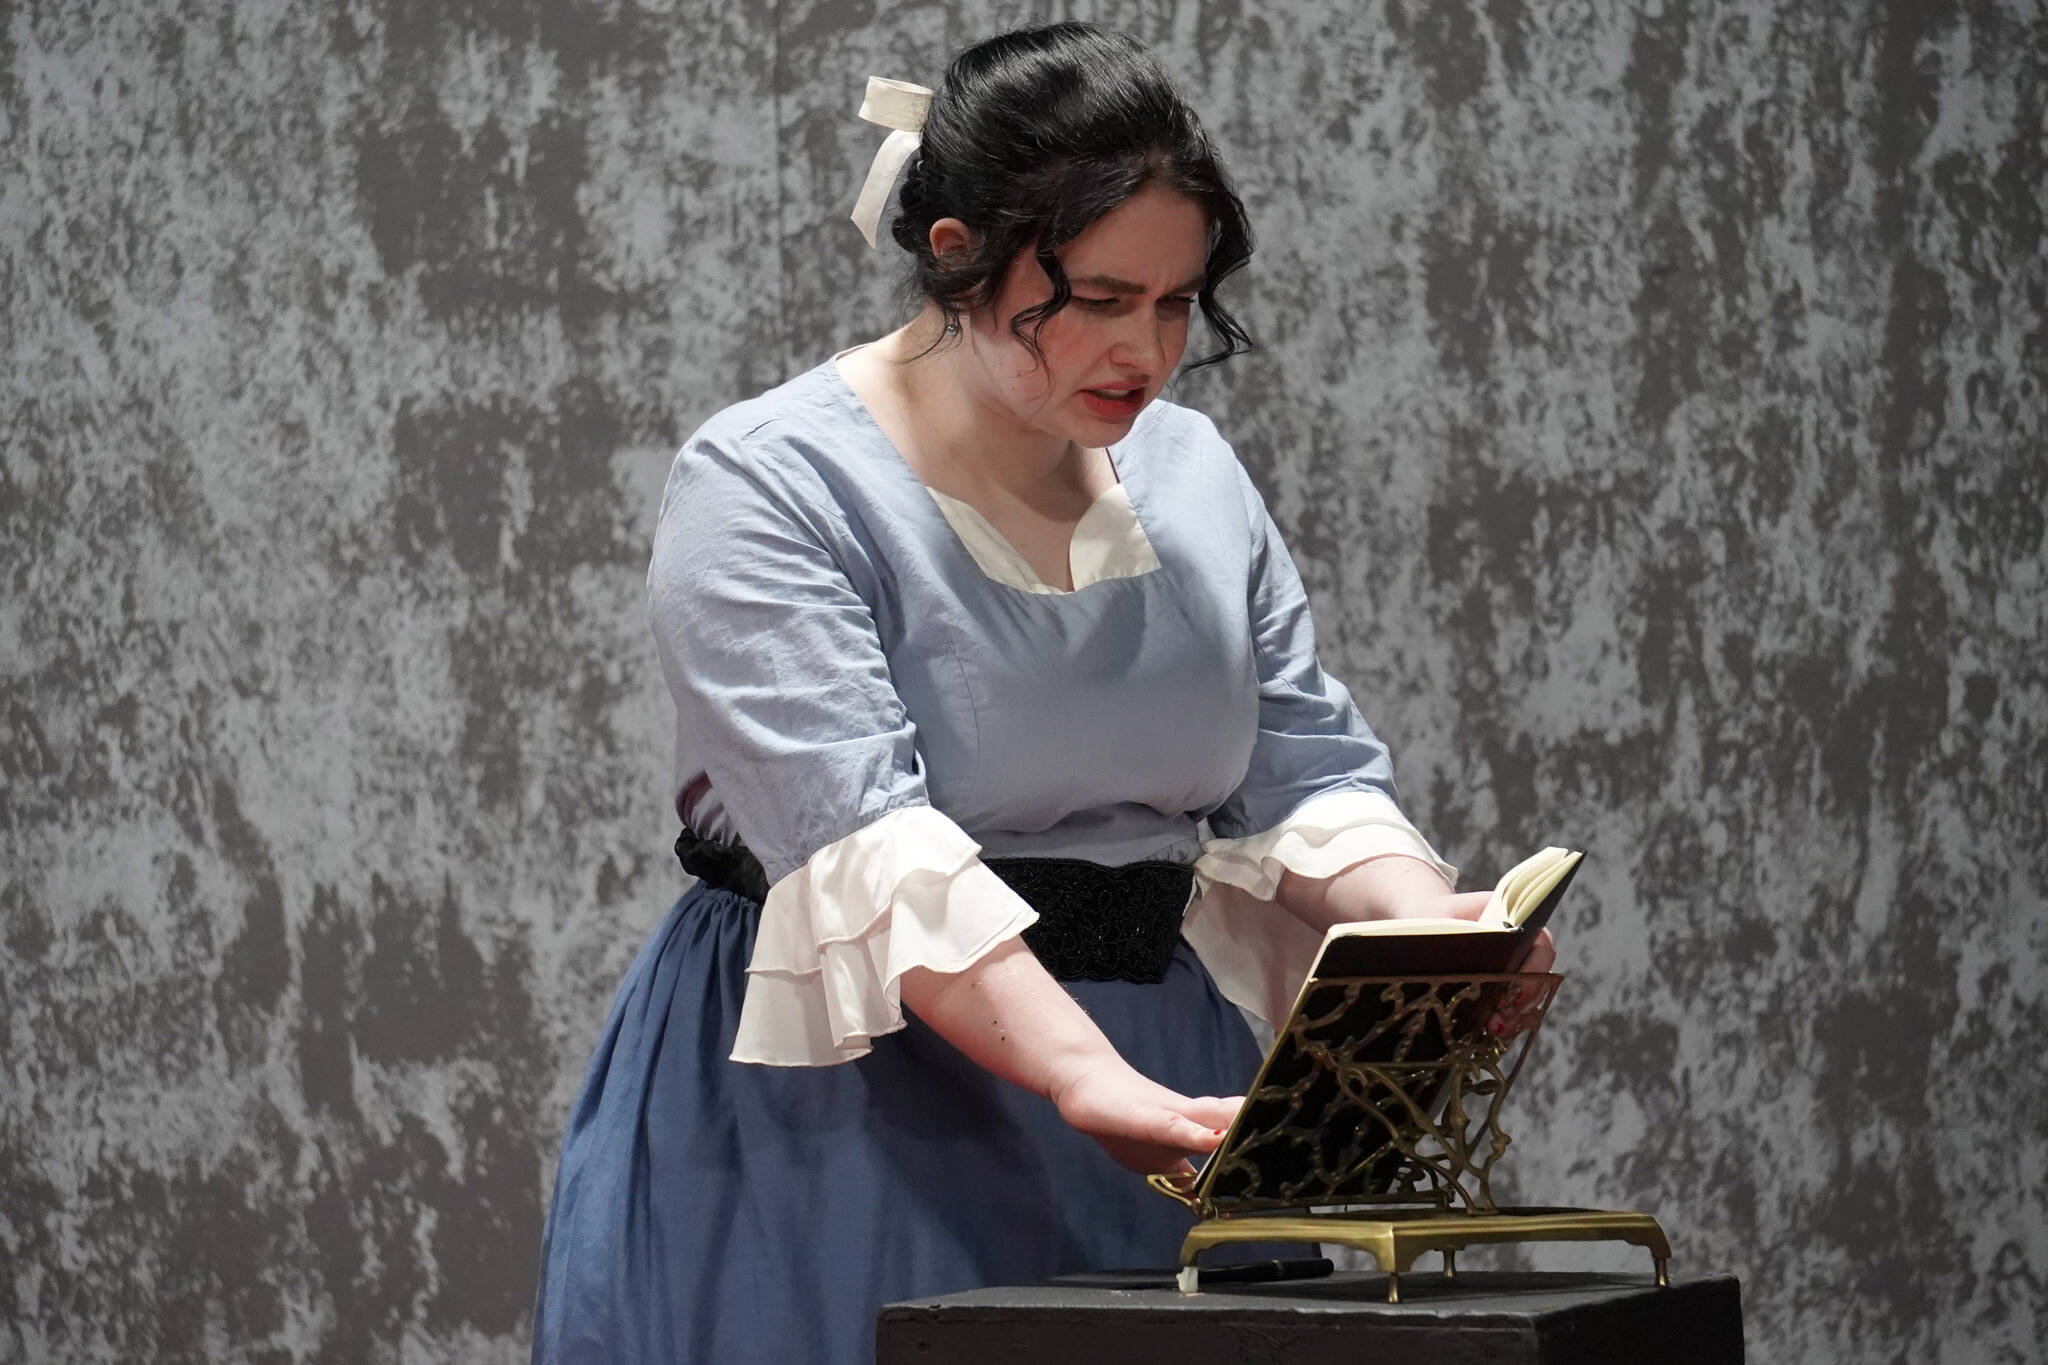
[1175,1206,1671,1298]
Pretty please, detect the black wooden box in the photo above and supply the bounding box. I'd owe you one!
[878,1270,1743,1364]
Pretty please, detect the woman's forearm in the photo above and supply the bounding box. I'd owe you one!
[1275,852,1478,935]
[897,936,1119,1106]
[897,937,1236,1170]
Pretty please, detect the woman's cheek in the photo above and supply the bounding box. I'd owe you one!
[1162,317,1192,368]
[1039,320,1105,383]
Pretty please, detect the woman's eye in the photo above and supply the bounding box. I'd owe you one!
[1077,296,1119,310]
[1160,295,1196,312]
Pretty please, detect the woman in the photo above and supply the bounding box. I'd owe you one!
[532,22,1549,1365]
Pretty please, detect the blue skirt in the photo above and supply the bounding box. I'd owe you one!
[531,883,1275,1365]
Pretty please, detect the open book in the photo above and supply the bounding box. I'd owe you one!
[1181,848,1583,1209]
[1314,845,1582,978]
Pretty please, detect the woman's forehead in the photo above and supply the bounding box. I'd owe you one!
[1060,184,1208,280]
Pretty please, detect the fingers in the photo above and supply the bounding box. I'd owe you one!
[1120,1094,1241,1155]
[1095,1115,1218,1177]
[1183,1094,1242,1131]
[1154,1112,1227,1153]
[1056,1066,1246,1174]
[1440,891,1496,922]
[1097,1137,1202,1177]
[1486,929,1560,1036]
[1113,1074,1240,1131]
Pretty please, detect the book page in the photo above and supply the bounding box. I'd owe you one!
[1319,847,1584,947]
[1482,847,1583,928]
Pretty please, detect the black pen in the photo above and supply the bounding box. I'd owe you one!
[1191,1257,1334,1287]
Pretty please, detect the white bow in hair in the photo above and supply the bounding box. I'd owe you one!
[850,76,932,248]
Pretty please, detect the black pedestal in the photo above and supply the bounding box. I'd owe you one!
[877,1271,1742,1364]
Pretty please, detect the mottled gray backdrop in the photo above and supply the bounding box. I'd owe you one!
[4,0,2043,1361]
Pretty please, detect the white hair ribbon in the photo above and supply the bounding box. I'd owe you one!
[849,76,933,248]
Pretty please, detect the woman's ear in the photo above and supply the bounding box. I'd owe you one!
[927,216,977,260]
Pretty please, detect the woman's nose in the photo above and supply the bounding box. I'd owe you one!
[1112,310,1169,371]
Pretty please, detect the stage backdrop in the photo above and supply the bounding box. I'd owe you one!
[4,0,2042,1360]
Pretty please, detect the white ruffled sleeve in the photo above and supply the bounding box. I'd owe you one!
[1181,467,1465,1029]
[1196,788,1455,899]
[1185,789,1458,1030]
[1179,465,1464,1026]
[649,430,1040,1067]
[731,805,1038,1066]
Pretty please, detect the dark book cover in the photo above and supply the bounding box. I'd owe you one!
[1312,858,1578,979]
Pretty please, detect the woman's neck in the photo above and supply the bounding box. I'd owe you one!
[876,314,1095,506]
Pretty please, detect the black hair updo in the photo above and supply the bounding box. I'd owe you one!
[890,22,1255,370]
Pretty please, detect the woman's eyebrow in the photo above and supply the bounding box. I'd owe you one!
[1071,272,1208,295]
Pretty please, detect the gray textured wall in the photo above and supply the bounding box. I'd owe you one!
[3,0,2042,1361]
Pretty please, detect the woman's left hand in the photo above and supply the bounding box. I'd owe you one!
[1408,888,1557,1034]
[1410,890,1557,973]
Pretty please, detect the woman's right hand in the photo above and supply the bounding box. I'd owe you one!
[1049,1056,1241,1175]
[901,939,1240,1175]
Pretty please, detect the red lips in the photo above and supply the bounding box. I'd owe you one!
[1079,384,1146,421]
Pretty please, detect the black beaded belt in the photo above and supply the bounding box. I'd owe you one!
[674,827,1193,985]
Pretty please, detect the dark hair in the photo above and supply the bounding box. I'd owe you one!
[890,22,1255,370]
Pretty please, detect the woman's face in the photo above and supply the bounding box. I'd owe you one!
[960,181,1210,447]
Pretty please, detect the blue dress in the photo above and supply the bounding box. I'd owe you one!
[531,361,1414,1364]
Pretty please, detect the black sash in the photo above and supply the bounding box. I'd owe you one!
[674,827,1193,985]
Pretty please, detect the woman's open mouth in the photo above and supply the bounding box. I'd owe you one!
[1080,385,1147,421]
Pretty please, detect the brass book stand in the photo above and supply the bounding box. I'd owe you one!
[1148,974,1670,1301]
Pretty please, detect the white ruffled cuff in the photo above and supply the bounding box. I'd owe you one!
[1184,789,1456,1028]
[730,804,1039,1066]
[1193,788,1455,899]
